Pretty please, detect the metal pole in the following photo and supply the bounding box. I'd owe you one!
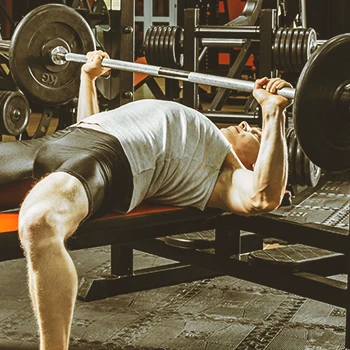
[52,47,295,100]
[195,25,260,39]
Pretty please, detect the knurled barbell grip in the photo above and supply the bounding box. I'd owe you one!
[58,51,295,100]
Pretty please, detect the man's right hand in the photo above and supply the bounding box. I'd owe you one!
[82,50,111,80]
[253,77,293,111]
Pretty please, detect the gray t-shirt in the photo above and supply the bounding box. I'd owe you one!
[81,100,232,211]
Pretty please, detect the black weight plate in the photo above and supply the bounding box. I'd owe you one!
[153,26,162,66]
[2,91,30,136]
[168,26,178,68]
[158,26,167,66]
[296,28,305,71]
[273,28,283,69]
[294,33,350,171]
[9,4,96,106]
[303,28,317,65]
[302,150,321,187]
[285,127,294,181]
[163,26,172,67]
[284,28,294,72]
[286,127,294,146]
[174,26,183,68]
[288,129,297,185]
[144,26,153,63]
[295,140,305,186]
[291,28,301,72]
[148,26,158,65]
[279,28,288,72]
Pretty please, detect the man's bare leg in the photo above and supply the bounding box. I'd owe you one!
[18,172,89,350]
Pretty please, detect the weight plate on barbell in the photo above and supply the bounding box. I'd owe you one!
[9,4,96,106]
[288,128,297,185]
[294,33,350,171]
[295,139,305,186]
[302,150,321,187]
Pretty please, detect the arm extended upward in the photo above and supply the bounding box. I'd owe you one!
[210,77,292,215]
[76,51,111,122]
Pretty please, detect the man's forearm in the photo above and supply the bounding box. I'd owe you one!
[252,105,288,208]
[76,70,100,122]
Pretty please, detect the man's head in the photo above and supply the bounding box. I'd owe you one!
[220,121,262,170]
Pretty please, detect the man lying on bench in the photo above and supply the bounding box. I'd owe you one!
[0,50,292,350]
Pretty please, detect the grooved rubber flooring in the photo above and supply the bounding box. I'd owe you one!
[0,247,347,350]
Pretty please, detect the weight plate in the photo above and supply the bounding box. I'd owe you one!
[0,90,30,136]
[158,26,167,66]
[294,33,350,171]
[284,28,294,72]
[163,26,172,68]
[286,127,294,182]
[168,27,178,68]
[288,129,297,185]
[153,26,162,66]
[296,28,305,71]
[144,26,153,63]
[148,26,158,65]
[273,28,283,69]
[286,127,294,146]
[303,28,317,65]
[279,28,288,72]
[291,28,301,72]
[174,26,183,68]
[295,140,305,186]
[302,151,321,187]
[9,4,96,106]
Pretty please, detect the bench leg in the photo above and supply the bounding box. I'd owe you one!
[77,243,219,301]
[215,216,241,258]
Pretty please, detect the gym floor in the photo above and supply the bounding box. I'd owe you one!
[0,246,347,349]
[0,81,348,350]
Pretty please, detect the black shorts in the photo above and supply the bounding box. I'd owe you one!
[33,127,133,217]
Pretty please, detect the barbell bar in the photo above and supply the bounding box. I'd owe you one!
[3,4,350,172]
[51,46,295,99]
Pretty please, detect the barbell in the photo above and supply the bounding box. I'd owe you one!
[2,4,350,171]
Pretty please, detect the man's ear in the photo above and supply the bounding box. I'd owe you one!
[251,163,255,171]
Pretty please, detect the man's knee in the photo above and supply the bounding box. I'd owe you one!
[18,205,58,255]
[18,172,89,254]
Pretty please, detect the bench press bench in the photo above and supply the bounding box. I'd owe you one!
[0,177,262,299]
[1,173,350,346]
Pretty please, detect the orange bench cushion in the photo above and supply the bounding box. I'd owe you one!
[0,202,184,234]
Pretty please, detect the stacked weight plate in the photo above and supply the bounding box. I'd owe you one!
[286,127,322,187]
[144,26,183,68]
[273,27,317,72]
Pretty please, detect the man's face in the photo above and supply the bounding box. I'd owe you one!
[220,121,261,170]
